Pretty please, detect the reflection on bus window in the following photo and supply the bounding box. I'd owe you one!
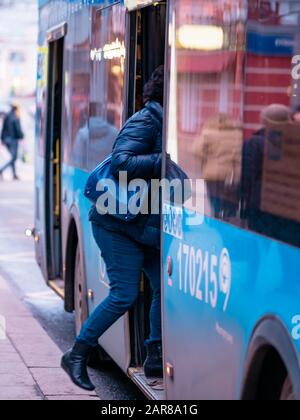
[66,9,90,169]
[241,104,300,248]
[167,0,300,248]
[167,0,245,221]
[87,5,126,171]
[192,114,243,219]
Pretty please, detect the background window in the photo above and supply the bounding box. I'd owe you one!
[87,5,126,171]
[64,8,90,169]
[167,0,300,249]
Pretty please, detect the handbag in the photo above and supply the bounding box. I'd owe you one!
[84,154,149,222]
[165,156,191,205]
[84,152,190,221]
[85,105,191,221]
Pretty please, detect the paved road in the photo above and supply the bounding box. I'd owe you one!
[0,164,144,400]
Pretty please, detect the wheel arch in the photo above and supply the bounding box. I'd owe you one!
[241,316,300,400]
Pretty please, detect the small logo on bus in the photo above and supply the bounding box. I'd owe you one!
[163,204,183,240]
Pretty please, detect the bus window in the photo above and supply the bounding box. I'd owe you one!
[87,5,126,171]
[242,0,300,248]
[66,9,90,170]
[37,46,48,157]
[167,0,300,249]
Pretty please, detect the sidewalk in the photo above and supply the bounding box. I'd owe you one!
[0,274,98,401]
[0,145,34,182]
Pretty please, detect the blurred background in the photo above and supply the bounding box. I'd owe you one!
[0,0,38,177]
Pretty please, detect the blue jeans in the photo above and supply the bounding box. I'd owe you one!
[77,223,162,347]
[0,140,19,177]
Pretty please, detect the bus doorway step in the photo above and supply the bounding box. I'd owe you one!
[48,279,64,299]
[128,367,165,400]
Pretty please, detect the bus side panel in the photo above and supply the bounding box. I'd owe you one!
[163,211,242,400]
[163,210,300,400]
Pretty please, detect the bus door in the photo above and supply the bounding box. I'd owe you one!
[125,0,167,398]
[45,33,64,282]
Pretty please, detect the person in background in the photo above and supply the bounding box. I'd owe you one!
[192,114,243,219]
[61,66,165,391]
[0,104,24,180]
[241,104,300,247]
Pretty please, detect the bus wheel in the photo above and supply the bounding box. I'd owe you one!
[74,244,88,336]
[280,376,296,400]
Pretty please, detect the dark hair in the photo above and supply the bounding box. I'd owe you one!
[143,65,165,106]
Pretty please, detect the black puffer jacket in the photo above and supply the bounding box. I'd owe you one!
[89,101,163,248]
[1,110,24,142]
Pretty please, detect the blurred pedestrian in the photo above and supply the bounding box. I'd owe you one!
[0,104,24,180]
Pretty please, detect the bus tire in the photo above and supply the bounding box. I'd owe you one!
[280,376,296,401]
[74,244,88,337]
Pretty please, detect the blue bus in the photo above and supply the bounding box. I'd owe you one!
[35,0,300,399]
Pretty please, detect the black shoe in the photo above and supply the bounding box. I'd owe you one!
[61,341,95,391]
[13,175,20,181]
[144,341,163,378]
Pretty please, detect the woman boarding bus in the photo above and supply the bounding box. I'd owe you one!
[62,67,165,391]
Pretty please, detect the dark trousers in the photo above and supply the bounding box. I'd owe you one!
[77,223,162,347]
[0,140,19,177]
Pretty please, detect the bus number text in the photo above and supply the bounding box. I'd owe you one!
[176,243,232,311]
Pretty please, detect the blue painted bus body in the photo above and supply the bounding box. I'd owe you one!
[163,209,300,398]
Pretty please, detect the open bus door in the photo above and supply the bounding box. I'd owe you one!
[124,0,167,399]
[44,28,65,286]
